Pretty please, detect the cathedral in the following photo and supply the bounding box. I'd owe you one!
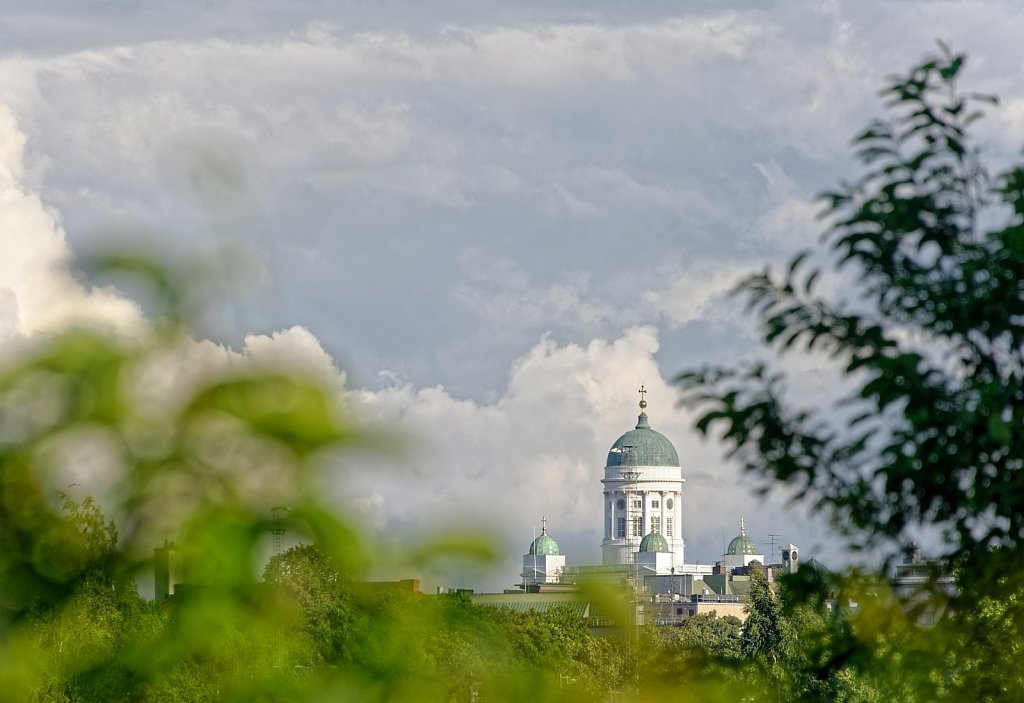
[516,387,801,605]
[600,387,685,565]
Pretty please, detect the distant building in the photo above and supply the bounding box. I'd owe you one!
[720,518,764,569]
[601,389,685,565]
[782,543,799,574]
[893,545,955,625]
[520,517,566,587]
[474,389,817,626]
[153,540,183,601]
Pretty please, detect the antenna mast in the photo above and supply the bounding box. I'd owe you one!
[271,506,290,555]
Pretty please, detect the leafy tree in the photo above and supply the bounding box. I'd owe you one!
[673,613,743,661]
[742,567,784,663]
[482,604,625,697]
[679,44,1024,701]
[640,613,744,696]
[60,493,118,567]
[738,567,806,698]
[25,497,166,702]
[680,44,1024,565]
[263,543,354,665]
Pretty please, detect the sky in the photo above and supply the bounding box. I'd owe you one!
[2,0,1024,592]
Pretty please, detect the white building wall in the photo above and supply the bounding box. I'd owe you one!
[720,553,765,569]
[601,465,685,565]
[635,550,676,576]
[521,553,566,585]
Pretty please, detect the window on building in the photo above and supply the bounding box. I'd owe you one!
[632,516,643,537]
[616,517,626,539]
[616,498,625,511]
[666,517,674,537]
[650,516,661,533]
[651,500,660,509]
[632,499,642,510]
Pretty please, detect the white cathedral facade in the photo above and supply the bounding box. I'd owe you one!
[600,389,685,565]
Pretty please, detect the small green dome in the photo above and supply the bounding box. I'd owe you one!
[607,412,680,468]
[639,530,670,553]
[726,518,758,555]
[528,519,559,555]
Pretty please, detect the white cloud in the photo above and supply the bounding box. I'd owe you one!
[0,15,830,219]
[746,161,822,251]
[452,255,618,333]
[641,261,749,329]
[0,102,143,340]
[340,326,833,590]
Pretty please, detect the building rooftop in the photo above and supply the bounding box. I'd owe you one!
[606,399,680,468]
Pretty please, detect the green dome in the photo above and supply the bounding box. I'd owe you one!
[607,413,680,468]
[529,520,559,555]
[639,531,669,553]
[529,534,559,556]
[726,518,758,555]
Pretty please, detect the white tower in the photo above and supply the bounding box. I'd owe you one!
[601,387,685,565]
[721,517,765,569]
[782,543,799,574]
[521,517,566,586]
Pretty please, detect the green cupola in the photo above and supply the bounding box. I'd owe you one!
[528,518,559,556]
[726,517,758,555]
[606,392,680,468]
[639,529,670,553]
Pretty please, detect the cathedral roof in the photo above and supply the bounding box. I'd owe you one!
[528,519,559,556]
[726,517,758,555]
[606,396,680,468]
[639,530,670,553]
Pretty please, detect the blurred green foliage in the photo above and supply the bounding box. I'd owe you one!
[0,255,643,701]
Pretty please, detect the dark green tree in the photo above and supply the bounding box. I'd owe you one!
[484,604,625,697]
[673,613,743,661]
[680,45,1023,565]
[263,543,354,665]
[642,612,744,695]
[742,568,783,662]
[679,44,1024,701]
[26,497,165,702]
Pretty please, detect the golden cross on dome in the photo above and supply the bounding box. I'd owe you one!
[638,385,648,411]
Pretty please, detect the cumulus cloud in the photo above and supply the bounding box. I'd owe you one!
[746,162,822,251]
[0,103,143,340]
[641,260,749,329]
[3,81,810,593]
[0,99,349,523]
[339,326,831,591]
[7,4,1022,402]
